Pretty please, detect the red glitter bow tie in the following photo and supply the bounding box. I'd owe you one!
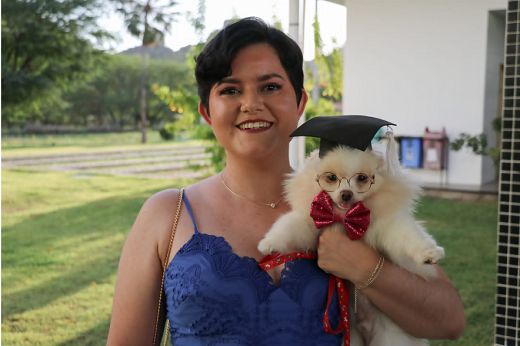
[310,190,370,240]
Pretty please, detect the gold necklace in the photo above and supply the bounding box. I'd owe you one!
[220,172,284,209]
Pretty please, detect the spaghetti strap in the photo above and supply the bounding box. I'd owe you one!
[182,192,199,234]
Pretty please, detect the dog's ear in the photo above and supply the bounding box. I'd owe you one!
[308,150,320,161]
[384,132,402,176]
[308,150,322,173]
[375,155,387,178]
[376,156,385,173]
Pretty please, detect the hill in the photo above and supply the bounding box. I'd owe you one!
[119,44,192,62]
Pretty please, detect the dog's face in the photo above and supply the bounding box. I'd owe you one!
[314,146,384,213]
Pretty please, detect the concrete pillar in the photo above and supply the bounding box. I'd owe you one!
[288,0,307,169]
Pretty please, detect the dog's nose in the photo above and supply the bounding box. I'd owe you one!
[341,190,353,202]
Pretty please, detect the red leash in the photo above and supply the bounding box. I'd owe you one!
[324,275,350,345]
[258,252,318,270]
[259,252,350,345]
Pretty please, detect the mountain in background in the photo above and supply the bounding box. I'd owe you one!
[119,44,193,62]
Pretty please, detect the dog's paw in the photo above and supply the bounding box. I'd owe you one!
[258,237,279,255]
[415,246,445,265]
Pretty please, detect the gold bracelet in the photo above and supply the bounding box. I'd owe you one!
[356,255,385,290]
[354,255,385,314]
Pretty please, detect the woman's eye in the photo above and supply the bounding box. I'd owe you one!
[264,84,281,91]
[220,87,239,95]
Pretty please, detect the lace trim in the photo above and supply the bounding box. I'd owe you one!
[169,233,275,302]
[280,258,327,306]
[163,232,342,344]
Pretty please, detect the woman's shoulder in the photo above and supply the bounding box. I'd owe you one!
[130,189,178,232]
[144,188,181,210]
[139,177,217,227]
[143,178,219,261]
[128,189,181,240]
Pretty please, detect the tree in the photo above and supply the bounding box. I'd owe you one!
[115,0,179,143]
[63,54,192,129]
[303,13,343,153]
[308,14,343,102]
[1,0,111,127]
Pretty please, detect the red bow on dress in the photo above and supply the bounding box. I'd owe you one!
[310,190,370,240]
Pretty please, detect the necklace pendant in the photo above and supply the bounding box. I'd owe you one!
[270,203,276,208]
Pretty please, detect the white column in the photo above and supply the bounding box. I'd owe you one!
[288,0,307,169]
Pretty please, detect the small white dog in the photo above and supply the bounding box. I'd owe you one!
[258,135,445,346]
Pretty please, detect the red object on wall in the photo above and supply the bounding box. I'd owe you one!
[423,127,448,170]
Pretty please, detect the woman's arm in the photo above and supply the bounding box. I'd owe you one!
[106,189,180,346]
[317,228,465,340]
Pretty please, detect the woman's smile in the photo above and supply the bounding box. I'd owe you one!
[237,120,273,131]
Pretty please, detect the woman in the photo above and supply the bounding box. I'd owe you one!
[107,17,465,346]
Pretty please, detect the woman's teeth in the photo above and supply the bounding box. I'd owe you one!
[238,122,271,130]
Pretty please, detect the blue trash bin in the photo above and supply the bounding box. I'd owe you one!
[400,137,423,168]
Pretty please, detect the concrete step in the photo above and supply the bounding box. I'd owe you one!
[2,148,207,167]
[85,160,211,174]
[3,143,214,180]
[21,153,210,170]
[1,144,206,162]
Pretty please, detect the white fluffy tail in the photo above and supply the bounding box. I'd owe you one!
[384,132,402,176]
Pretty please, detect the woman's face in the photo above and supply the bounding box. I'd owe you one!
[199,43,307,160]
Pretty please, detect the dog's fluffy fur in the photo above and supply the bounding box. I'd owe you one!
[258,141,445,346]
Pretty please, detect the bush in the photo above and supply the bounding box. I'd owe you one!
[193,123,215,140]
[192,123,225,172]
[159,123,176,140]
[449,133,488,156]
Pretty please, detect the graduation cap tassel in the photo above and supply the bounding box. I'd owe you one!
[384,132,402,176]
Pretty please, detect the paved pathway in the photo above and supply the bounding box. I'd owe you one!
[2,144,212,180]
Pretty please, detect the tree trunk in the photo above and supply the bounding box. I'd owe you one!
[140,45,148,143]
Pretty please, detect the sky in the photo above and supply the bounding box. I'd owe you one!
[98,0,346,61]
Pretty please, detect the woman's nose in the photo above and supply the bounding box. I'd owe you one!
[240,90,264,114]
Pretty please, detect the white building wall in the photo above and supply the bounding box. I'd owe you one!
[342,0,507,187]
[482,10,506,182]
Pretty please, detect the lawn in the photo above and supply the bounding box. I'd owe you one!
[416,196,498,346]
[1,130,206,157]
[1,168,498,345]
[1,169,195,345]
[1,130,166,150]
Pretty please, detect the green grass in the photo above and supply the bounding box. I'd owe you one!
[416,196,498,346]
[1,168,498,345]
[1,130,204,156]
[1,169,196,345]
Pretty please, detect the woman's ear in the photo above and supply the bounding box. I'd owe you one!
[199,101,211,126]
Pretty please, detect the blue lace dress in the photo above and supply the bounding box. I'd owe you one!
[163,193,343,346]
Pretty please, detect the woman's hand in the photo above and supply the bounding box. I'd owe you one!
[317,227,380,286]
[316,227,465,340]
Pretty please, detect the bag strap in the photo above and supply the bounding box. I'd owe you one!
[153,188,184,346]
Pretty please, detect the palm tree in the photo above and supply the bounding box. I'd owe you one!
[116,0,179,143]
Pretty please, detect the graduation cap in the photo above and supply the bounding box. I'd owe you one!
[290,115,396,158]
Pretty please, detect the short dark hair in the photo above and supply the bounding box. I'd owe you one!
[195,17,304,113]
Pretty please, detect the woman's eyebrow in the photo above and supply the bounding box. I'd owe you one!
[217,77,239,85]
[258,73,285,82]
[217,73,285,86]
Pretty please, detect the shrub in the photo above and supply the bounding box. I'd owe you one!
[159,123,175,141]
[193,123,215,140]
